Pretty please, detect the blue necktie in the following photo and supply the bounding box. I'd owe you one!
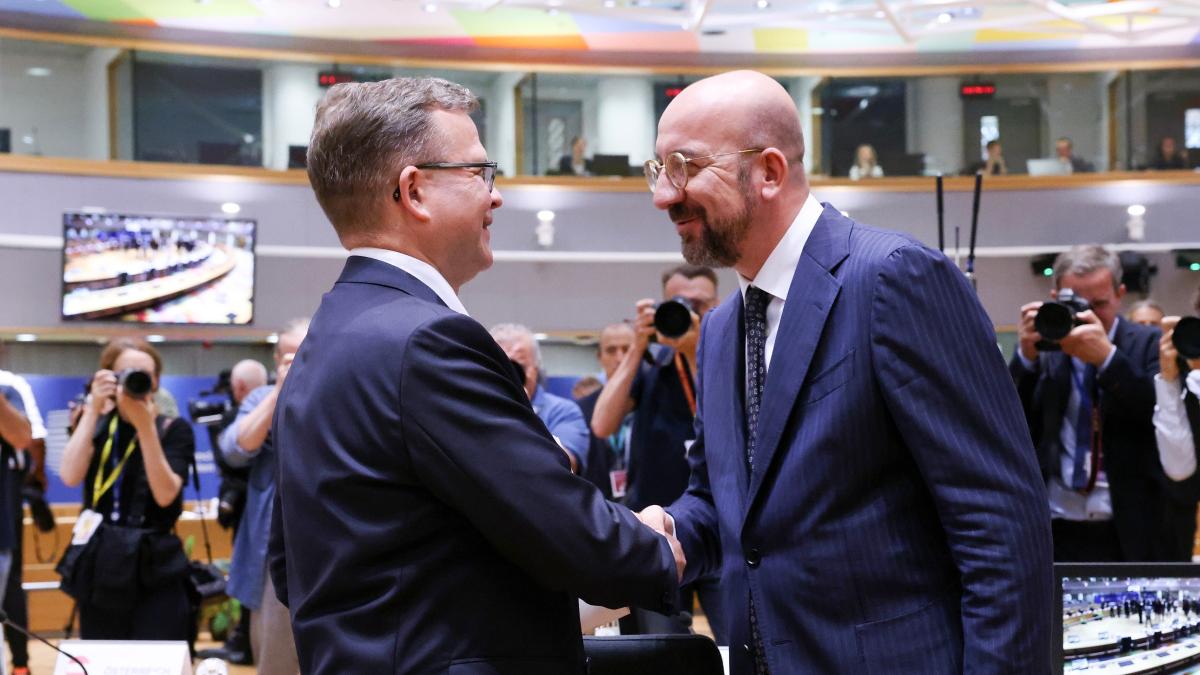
[1071,363,1097,491]
[743,285,771,675]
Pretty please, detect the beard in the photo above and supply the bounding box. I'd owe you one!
[671,168,756,268]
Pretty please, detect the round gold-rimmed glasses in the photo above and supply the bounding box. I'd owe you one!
[643,149,763,193]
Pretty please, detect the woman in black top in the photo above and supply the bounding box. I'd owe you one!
[60,338,195,640]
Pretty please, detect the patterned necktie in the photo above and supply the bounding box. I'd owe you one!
[1070,363,1098,491]
[743,285,771,675]
[745,286,771,470]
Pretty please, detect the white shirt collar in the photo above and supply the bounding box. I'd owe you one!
[348,247,469,316]
[737,193,824,302]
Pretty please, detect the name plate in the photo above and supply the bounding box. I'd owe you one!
[53,640,191,675]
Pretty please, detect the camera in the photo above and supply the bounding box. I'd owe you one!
[1034,288,1091,351]
[116,368,153,399]
[654,296,697,339]
[188,369,248,530]
[1175,316,1200,360]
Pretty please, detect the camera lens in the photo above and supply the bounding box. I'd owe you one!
[1034,303,1075,342]
[119,369,153,399]
[1174,316,1200,360]
[654,298,694,339]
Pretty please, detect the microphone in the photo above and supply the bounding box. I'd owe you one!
[0,608,89,675]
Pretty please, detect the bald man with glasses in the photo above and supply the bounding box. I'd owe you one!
[269,77,684,674]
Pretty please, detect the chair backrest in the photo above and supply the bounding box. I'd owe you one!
[583,634,724,675]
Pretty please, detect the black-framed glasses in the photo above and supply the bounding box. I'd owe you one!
[394,161,499,200]
[643,149,762,193]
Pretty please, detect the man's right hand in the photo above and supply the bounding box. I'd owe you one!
[1018,301,1044,363]
[632,299,657,353]
[638,505,685,582]
[89,369,117,413]
[1162,316,1182,382]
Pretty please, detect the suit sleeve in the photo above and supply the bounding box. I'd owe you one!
[1097,326,1160,426]
[870,245,1053,673]
[665,315,723,585]
[400,313,678,611]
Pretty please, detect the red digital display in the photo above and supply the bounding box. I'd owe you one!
[960,83,997,98]
[665,87,685,98]
[318,72,357,87]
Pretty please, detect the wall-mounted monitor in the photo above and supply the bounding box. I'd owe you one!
[61,211,256,324]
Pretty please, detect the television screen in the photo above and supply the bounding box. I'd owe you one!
[1058,563,1200,674]
[61,211,255,324]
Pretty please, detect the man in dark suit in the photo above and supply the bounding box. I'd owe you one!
[637,70,1053,674]
[267,77,683,674]
[1010,245,1163,562]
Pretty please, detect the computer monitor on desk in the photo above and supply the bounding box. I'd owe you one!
[1056,562,1200,674]
[1028,158,1072,176]
[591,154,632,177]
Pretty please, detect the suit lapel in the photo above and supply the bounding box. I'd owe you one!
[709,291,749,506]
[744,206,850,516]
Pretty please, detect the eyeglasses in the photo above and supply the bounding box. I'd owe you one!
[394,161,499,201]
[643,149,762,193]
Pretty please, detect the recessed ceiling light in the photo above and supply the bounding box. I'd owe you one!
[146,334,166,343]
[537,210,555,221]
[1127,204,1146,217]
[266,333,280,344]
[25,67,51,77]
[14,334,36,342]
[756,0,770,8]
[936,11,952,23]
[222,202,242,215]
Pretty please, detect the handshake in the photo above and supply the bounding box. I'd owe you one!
[637,505,686,583]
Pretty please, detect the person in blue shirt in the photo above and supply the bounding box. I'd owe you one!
[219,319,307,675]
[490,323,590,474]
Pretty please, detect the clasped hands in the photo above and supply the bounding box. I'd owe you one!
[637,505,686,583]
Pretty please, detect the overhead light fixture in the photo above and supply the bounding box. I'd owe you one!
[533,333,549,341]
[266,333,280,344]
[756,0,770,8]
[1127,204,1146,217]
[14,334,36,343]
[25,67,51,77]
[536,210,556,248]
[146,334,166,343]
[1125,204,1147,241]
[936,11,952,23]
[222,202,242,215]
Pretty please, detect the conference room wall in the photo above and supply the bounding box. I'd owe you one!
[1,169,1199,332]
[0,39,88,158]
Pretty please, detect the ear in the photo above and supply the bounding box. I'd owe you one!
[397,165,433,223]
[759,148,789,201]
[1116,284,1127,301]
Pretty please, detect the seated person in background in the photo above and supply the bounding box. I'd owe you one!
[490,323,590,474]
[965,140,1008,175]
[1056,136,1095,173]
[1152,136,1189,170]
[58,338,195,641]
[1129,299,1166,327]
[848,143,883,180]
[1153,309,1200,561]
[557,136,590,176]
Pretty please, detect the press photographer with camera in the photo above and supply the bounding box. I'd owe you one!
[57,338,196,639]
[219,320,306,675]
[1151,285,1200,560]
[591,264,725,639]
[1010,244,1163,562]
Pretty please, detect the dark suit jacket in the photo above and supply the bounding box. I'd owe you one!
[669,207,1053,674]
[267,256,677,674]
[1009,318,1162,560]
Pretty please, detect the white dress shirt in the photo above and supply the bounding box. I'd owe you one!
[348,247,469,316]
[1154,369,1200,481]
[736,194,824,375]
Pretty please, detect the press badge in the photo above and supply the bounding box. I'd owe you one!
[72,509,103,546]
[609,470,628,499]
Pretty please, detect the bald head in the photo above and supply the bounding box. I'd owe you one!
[661,71,804,164]
[230,359,268,403]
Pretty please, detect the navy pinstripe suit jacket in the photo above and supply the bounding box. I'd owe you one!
[669,206,1054,674]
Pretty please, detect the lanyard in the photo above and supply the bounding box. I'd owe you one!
[674,352,697,418]
[1070,361,1103,494]
[92,414,138,508]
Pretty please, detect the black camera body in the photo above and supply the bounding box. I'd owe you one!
[189,370,248,530]
[1174,316,1200,360]
[1035,288,1090,351]
[116,368,153,399]
[654,296,696,339]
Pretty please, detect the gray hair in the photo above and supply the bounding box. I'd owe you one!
[307,77,477,243]
[1127,299,1164,317]
[489,323,543,370]
[230,359,268,390]
[1053,244,1123,292]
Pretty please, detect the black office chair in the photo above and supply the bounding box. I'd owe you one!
[583,634,724,675]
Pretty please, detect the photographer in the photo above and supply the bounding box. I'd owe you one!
[1010,244,1161,562]
[58,338,195,639]
[591,264,725,639]
[219,320,306,675]
[1151,286,1200,560]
